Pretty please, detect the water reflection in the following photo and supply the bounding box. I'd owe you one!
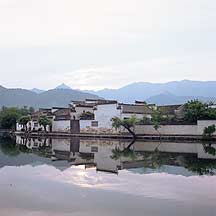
[1,136,216,216]
[0,136,213,175]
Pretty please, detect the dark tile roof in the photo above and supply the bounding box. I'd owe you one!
[121,104,154,114]
[31,109,53,120]
[86,99,118,105]
[75,104,95,108]
[52,107,68,110]
[54,108,71,120]
[157,104,183,115]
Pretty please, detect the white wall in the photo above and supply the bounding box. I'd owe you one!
[135,120,216,135]
[52,120,70,132]
[121,113,150,119]
[197,120,216,135]
[135,125,198,135]
[73,106,94,119]
[16,123,23,131]
[16,120,50,131]
[52,138,71,152]
[80,120,92,129]
[94,104,121,129]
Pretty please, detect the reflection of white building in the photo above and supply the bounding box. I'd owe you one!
[15,136,216,174]
[133,141,216,160]
[79,139,127,173]
[16,136,50,149]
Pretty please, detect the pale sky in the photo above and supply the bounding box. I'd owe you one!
[0,0,215,90]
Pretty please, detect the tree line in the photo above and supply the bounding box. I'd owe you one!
[0,106,35,130]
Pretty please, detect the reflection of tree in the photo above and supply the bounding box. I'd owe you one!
[202,143,216,156]
[111,145,216,176]
[0,137,20,156]
[111,148,138,161]
[183,156,216,176]
[37,139,52,158]
[18,144,32,153]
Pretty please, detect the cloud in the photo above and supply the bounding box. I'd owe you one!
[62,54,216,90]
[0,0,215,89]
[0,0,215,47]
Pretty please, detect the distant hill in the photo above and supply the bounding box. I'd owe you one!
[0,85,6,91]
[55,83,72,90]
[30,83,72,93]
[31,88,45,94]
[89,80,216,104]
[0,86,101,108]
[146,92,215,105]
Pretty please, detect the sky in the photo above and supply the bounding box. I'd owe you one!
[0,0,215,90]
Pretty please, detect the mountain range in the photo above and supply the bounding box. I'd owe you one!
[86,80,216,104]
[1,80,216,108]
[0,84,100,108]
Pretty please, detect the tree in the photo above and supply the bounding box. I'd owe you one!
[38,116,52,132]
[111,115,138,143]
[152,110,163,139]
[184,100,216,123]
[19,115,31,131]
[0,106,35,130]
[0,107,21,129]
[29,107,35,114]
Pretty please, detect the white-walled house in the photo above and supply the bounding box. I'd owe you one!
[52,108,72,132]
[119,103,153,119]
[94,102,120,128]
[80,100,155,133]
[73,104,94,120]
[16,108,53,132]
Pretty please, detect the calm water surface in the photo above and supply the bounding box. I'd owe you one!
[0,135,216,216]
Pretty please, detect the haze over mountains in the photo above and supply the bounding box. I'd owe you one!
[87,80,216,104]
[0,80,216,108]
[0,84,100,108]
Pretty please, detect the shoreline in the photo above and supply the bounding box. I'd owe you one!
[14,131,216,142]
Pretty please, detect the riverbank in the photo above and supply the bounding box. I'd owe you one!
[14,131,216,142]
[0,129,13,136]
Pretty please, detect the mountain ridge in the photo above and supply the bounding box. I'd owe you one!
[146,92,215,105]
[89,80,216,103]
[1,80,216,107]
[0,85,101,108]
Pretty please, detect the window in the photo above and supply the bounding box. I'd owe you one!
[91,121,98,127]
[91,146,98,153]
[34,123,38,127]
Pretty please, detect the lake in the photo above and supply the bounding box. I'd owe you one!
[0,135,216,216]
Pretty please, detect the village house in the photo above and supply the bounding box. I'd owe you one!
[157,104,185,120]
[16,98,187,134]
[69,101,95,119]
[79,99,155,133]
[16,108,54,132]
[52,108,73,132]
[119,103,154,120]
[79,100,119,133]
